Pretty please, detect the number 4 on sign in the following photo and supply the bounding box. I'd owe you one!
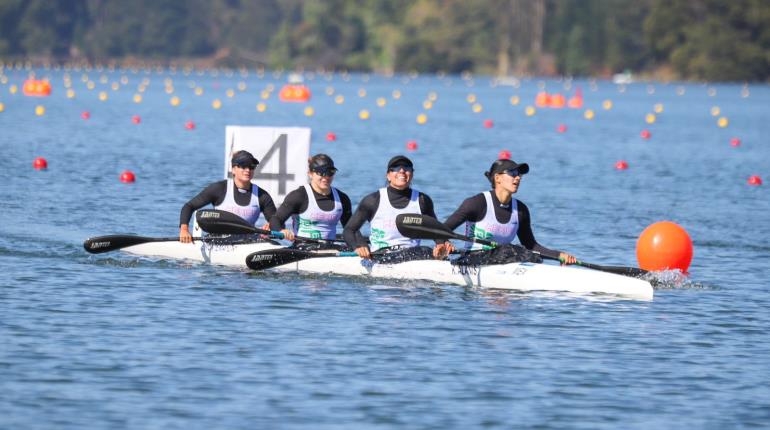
[253,134,295,194]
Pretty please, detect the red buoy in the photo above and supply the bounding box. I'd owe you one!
[131,115,141,124]
[747,175,763,186]
[406,140,418,151]
[326,132,337,141]
[557,124,567,133]
[640,129,651,139]
[730,137,741,147]
[483,119,494,128]
[81,111,91,120]
[498,150,511,160]
[615,160,628,170]
[636,221,693,272]
[33,157,48,170]
[184,120,196,130]
[120,170,136,183]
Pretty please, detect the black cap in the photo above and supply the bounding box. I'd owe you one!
[309,153,336,172]
[387,155,414,170]
[231,150,259,167]
[485,159,529,182]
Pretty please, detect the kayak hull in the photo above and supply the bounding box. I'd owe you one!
[122,241,653,300]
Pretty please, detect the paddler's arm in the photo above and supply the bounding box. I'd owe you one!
[179,181,226,243]
[417,192,446,247]
[257,188,278,233]
[338,191,353,227]
[434,194,486,258]
[344,192,379,259]
[516,202,576,265]
[269,187,307,241]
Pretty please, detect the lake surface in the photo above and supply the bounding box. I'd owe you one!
[1,66,769,429]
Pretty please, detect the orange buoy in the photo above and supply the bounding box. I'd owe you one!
[33,157,48,170]
[326,132,337,141]
[184,120,196,130]
[81,111,90,120]
[535,92,550,108]
[640,129,651,139]
[120,170,136,183]
[406,140,418,151]
[636,221,693,272]
[279,84,311,102]
[131,115,141,124]
[549,93,565,108]
[22,79,52,97]
[557,124,567,133]
[483,119,494,128]
[615,160,628,170]
[730,137,741,147]
[498,150,511,160]
[747,175,762,186]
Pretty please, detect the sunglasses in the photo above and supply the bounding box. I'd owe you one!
[312,167,337,177]
[388,165,414,173]
[503,168,521,177]
[234,162,258,170]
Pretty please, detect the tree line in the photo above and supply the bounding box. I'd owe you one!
[0,0,767,81]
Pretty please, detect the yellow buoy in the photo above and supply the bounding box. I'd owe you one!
[35,105,45,116]
[376,97,387,107]
[645,113,656,124]
[226,89,235,98]
[133,93,142,103]
[212,99,222,109]
[260,90,270,100]
[466,93,477,103]
[710,106,720,116]
[170,96,180,106]
[86,81,95,90]
[472,103,483,113]
[195,87,203,96]
[602,99,613,110]
[416,113,428,124]
[392,89,401,99]
[325,86,335,96]
[584,109,595,120]
[0,102,4,112]
[334,95,345,104]
[359,109,370,120]
[423,100,433,110]
[66,89,75,98]
[304,106,315,117]
[717,117,728,128]
[509,95,520,105]
[98,91,108,101]
[525,106,536,116]
[357,88,366,97]
[653,103,663,113]
[10,84,18,94]
[256,102,267,112]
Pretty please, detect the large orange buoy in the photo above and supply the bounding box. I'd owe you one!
[23,79,52,97]
[535,92,550,108]
[636,221,693,272]
[279,85,311,102]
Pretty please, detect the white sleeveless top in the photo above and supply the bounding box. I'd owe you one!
[369,187,421,251]
[292,184,343,240]
[464,191,519,250]
[214,179,261,225]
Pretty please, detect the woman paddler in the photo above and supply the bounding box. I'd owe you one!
[433,159,577,265]
[343,155,446,261]
[179,150,277,243]
[269,154,352,246]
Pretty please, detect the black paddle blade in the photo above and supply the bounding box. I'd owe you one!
[579,263,648,277]
[83,235,161,254]
[396,213,454,240]
[245,249,316,270]
[196,209,259,235]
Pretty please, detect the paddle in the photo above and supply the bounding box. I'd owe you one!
[195,209,346,244]
[395,213,648,278]
[246,248,358,270]
[83,234,206,254]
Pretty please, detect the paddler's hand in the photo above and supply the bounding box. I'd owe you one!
[179,225,192,244]
[432,242,455,259]
[280,229,295,241]
[355,246,372,259]
[559,252,577,265]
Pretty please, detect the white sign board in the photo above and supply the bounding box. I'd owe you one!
[224,126,311,206]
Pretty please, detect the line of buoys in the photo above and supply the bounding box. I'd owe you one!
[22,79,51,97]
[32,157,48,170]
[120,170,136,183]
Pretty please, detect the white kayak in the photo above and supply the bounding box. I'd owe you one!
[122,241,653,300]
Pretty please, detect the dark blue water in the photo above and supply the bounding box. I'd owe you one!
[2,66,769,429]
